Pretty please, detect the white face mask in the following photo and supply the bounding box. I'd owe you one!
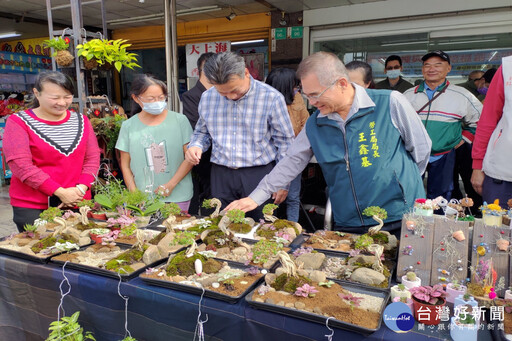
[386,69,401,79]
[141,101,167,115]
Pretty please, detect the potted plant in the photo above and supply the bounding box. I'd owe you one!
[505,286,512,300]
[392,296,414,313]
[43,36,74,67]
[480,200,506,226]
[446,280,467,304]
[76,38,140,72]
[401,271,421,289]
[409,284,446,325]
[413,198,438,217]
[450,305,478,341]
[46,311,96,340]
[454,293,478,310]
[89,228,111,244]
[390,283,411,301]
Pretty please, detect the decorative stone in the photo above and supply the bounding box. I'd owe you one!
[497,239,510,251]
[254,298,264,302]
[216,247,231,256]
[265,298,275,304]
[232,247,248,256]
[276,301,285,306]
[142,245,161,265]
[296,252,326,270]
[295,302,306,309]
[347,255,377,266]
[309,270,327,283]
[211,282,220,289]
[285,303,295,308]
[313,307,323,314]
[78,237,91,246]
[350,267,386,285]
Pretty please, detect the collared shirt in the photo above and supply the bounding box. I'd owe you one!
[425,81,446,162]
[189,76,294,169]
[250,84,431,205]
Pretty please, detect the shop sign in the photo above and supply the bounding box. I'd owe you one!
[274,28,287,40]
[186,41,231,77]
[288,26,303,39]
[0,52,52,74]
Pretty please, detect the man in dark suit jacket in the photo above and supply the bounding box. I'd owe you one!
[181,52,215,215]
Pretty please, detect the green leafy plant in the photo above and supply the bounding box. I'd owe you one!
[121,337,137,341]
[397,283,406,291]
[46,311,96,341]
[226,209,246,224]
[362,206,388,220]
[262,203,278,215]
[77,199,94,208]
[90,115,126,152]
[354,234,373,250]
[160,202,182,218]
[120,225,137,237]
[43,37,70,53]
[40,207,63,223]
[202,199,214,209]
[251,240,282,264]
[170,231,197,246]
[23,224,37,233]
[76,38,140,72]
[127,201,164,217]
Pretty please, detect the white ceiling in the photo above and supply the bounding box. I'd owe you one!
[0,0,384,42]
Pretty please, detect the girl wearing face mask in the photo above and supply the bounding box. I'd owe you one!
[116,74,194,211]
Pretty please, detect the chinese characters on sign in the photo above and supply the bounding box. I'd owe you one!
[185,41,231,77]
[359,121,380,168]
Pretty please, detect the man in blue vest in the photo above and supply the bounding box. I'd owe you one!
[226,52,431,235]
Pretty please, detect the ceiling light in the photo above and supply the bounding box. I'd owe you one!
[438,39,497,45]
[0,32,21,39]
[279,12,287,26]
[381,41,429,47]
[231,39,264,45]
[107,6,223,25]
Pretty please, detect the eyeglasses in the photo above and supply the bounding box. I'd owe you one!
[301,79,338,100]
[385,65,401,70]
[138,95,167,103]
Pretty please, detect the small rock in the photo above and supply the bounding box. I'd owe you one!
[254,298,264,302]
[384,234,398,251]
[27,240,40,247]
[216,247,231,256]
[304,308,313,313]
[276,301,285,306]
[212,282,220,289]
[297,269,309,277]
[80,230,91,238]
[275,267,285,277]
[240,281,248,285]
[313,307,323,315]
[309,270,327,283]
[262,259,275,269]
[261,269,267,275]
[17,238,32,247]
[296,252,325,270]
[143,245,162,265]
[347,255,377,266]
[266,298,275,304]
[295,302,306,309]
[265,273,276,285]
[130,262,145,271]
[232,247,247,256]
[78,237,90,246]
[156,232,176,252]
[97,246,112,253]
[350,267,386,285]
[173,276,186,282]
[197,243,206,251]
[277,290,290,295]
[285,303,295,308]
[197,276,217,287]
[284,227,297,240]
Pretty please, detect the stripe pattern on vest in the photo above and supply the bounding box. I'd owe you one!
[16,111,84,156]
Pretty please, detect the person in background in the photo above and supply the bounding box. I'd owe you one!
[181,52,215,215]
[404,50,482,201]
[471,56,511,205]
[3,71,100,232]
[265,68,309,222]
[477,68,498,102]
[116,74,194,211]
[376,55,413,93]
[185,52,294,221]
[226,52,431,237]
[457,70,485,100]
[346,61,374,88]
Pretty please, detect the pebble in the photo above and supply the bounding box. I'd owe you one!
[295,302,306,309]
[212,282,220,289]
[276,301,285,306]
[265,298,275,304]
[313,307,323,314]
[285,303,295,308]
[240,281,248,285]
[254,298,264,302]
[261,269,267,275]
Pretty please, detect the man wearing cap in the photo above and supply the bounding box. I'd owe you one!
[376,55,414,93]
[404,50,482,200]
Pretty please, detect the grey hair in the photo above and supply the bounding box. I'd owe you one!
[203,52,246,84]
[297,51,349,86]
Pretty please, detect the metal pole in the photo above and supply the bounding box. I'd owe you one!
[70,0,85,114]
[164,0,179,111]
[100,0,112,100]
[46,0,56,71]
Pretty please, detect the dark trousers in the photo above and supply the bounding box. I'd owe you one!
[426,149,456,200]
[482,175,512,208]
[12,206,44,233]
[452,142,482,215]
[188,149,213,216]
[211,163,274,221]
[334,220,402,240]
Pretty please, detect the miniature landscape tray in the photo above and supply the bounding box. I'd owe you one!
[315,249,395,291]
[0,235,91,264]
[245,279,389,335]
[50,244,167,281]
[140,260,265,303]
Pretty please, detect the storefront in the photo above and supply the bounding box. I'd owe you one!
[302,0,512,83]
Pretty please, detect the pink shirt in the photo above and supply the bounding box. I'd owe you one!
[4,109,100,209]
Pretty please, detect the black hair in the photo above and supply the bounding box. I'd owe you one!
[31,71,75,108]
[385,55,402,67]
[265,68,298,105]
[345,61,374,86]
[197,52,215,77]
[129,74,168,115]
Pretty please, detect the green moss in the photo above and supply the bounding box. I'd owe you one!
[459,215,475,222]
[371,232,389,245]
[273,219,299,236]
[271,273,311,294]
[202,229,236,249]
[228,223,252,233]
[74,221,97,231]
[149,231,166,245]
[354,234,373,250]
[105,248,146,273]
[31,236,57,253]
[467,283,485,297]
[165,251,222,276]
[256,228,277,239]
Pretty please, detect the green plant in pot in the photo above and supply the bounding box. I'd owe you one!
[43,36,74,67]
[409,284,446,325]
[76,38,140,72]
[46,311,95,341]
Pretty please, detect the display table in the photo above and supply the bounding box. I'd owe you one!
[0,254,492,341]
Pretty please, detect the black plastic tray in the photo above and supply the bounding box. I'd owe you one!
[0,235,90,264]
[50,243,167,281]
[140,259,265,304]
[245,278,389,335]
[313,249,395,291]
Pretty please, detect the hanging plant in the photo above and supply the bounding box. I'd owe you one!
[76,38,140,72]
[43,36,74,67]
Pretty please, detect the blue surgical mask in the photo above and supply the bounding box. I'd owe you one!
[142,101,167,115]
[387,69,401,79]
